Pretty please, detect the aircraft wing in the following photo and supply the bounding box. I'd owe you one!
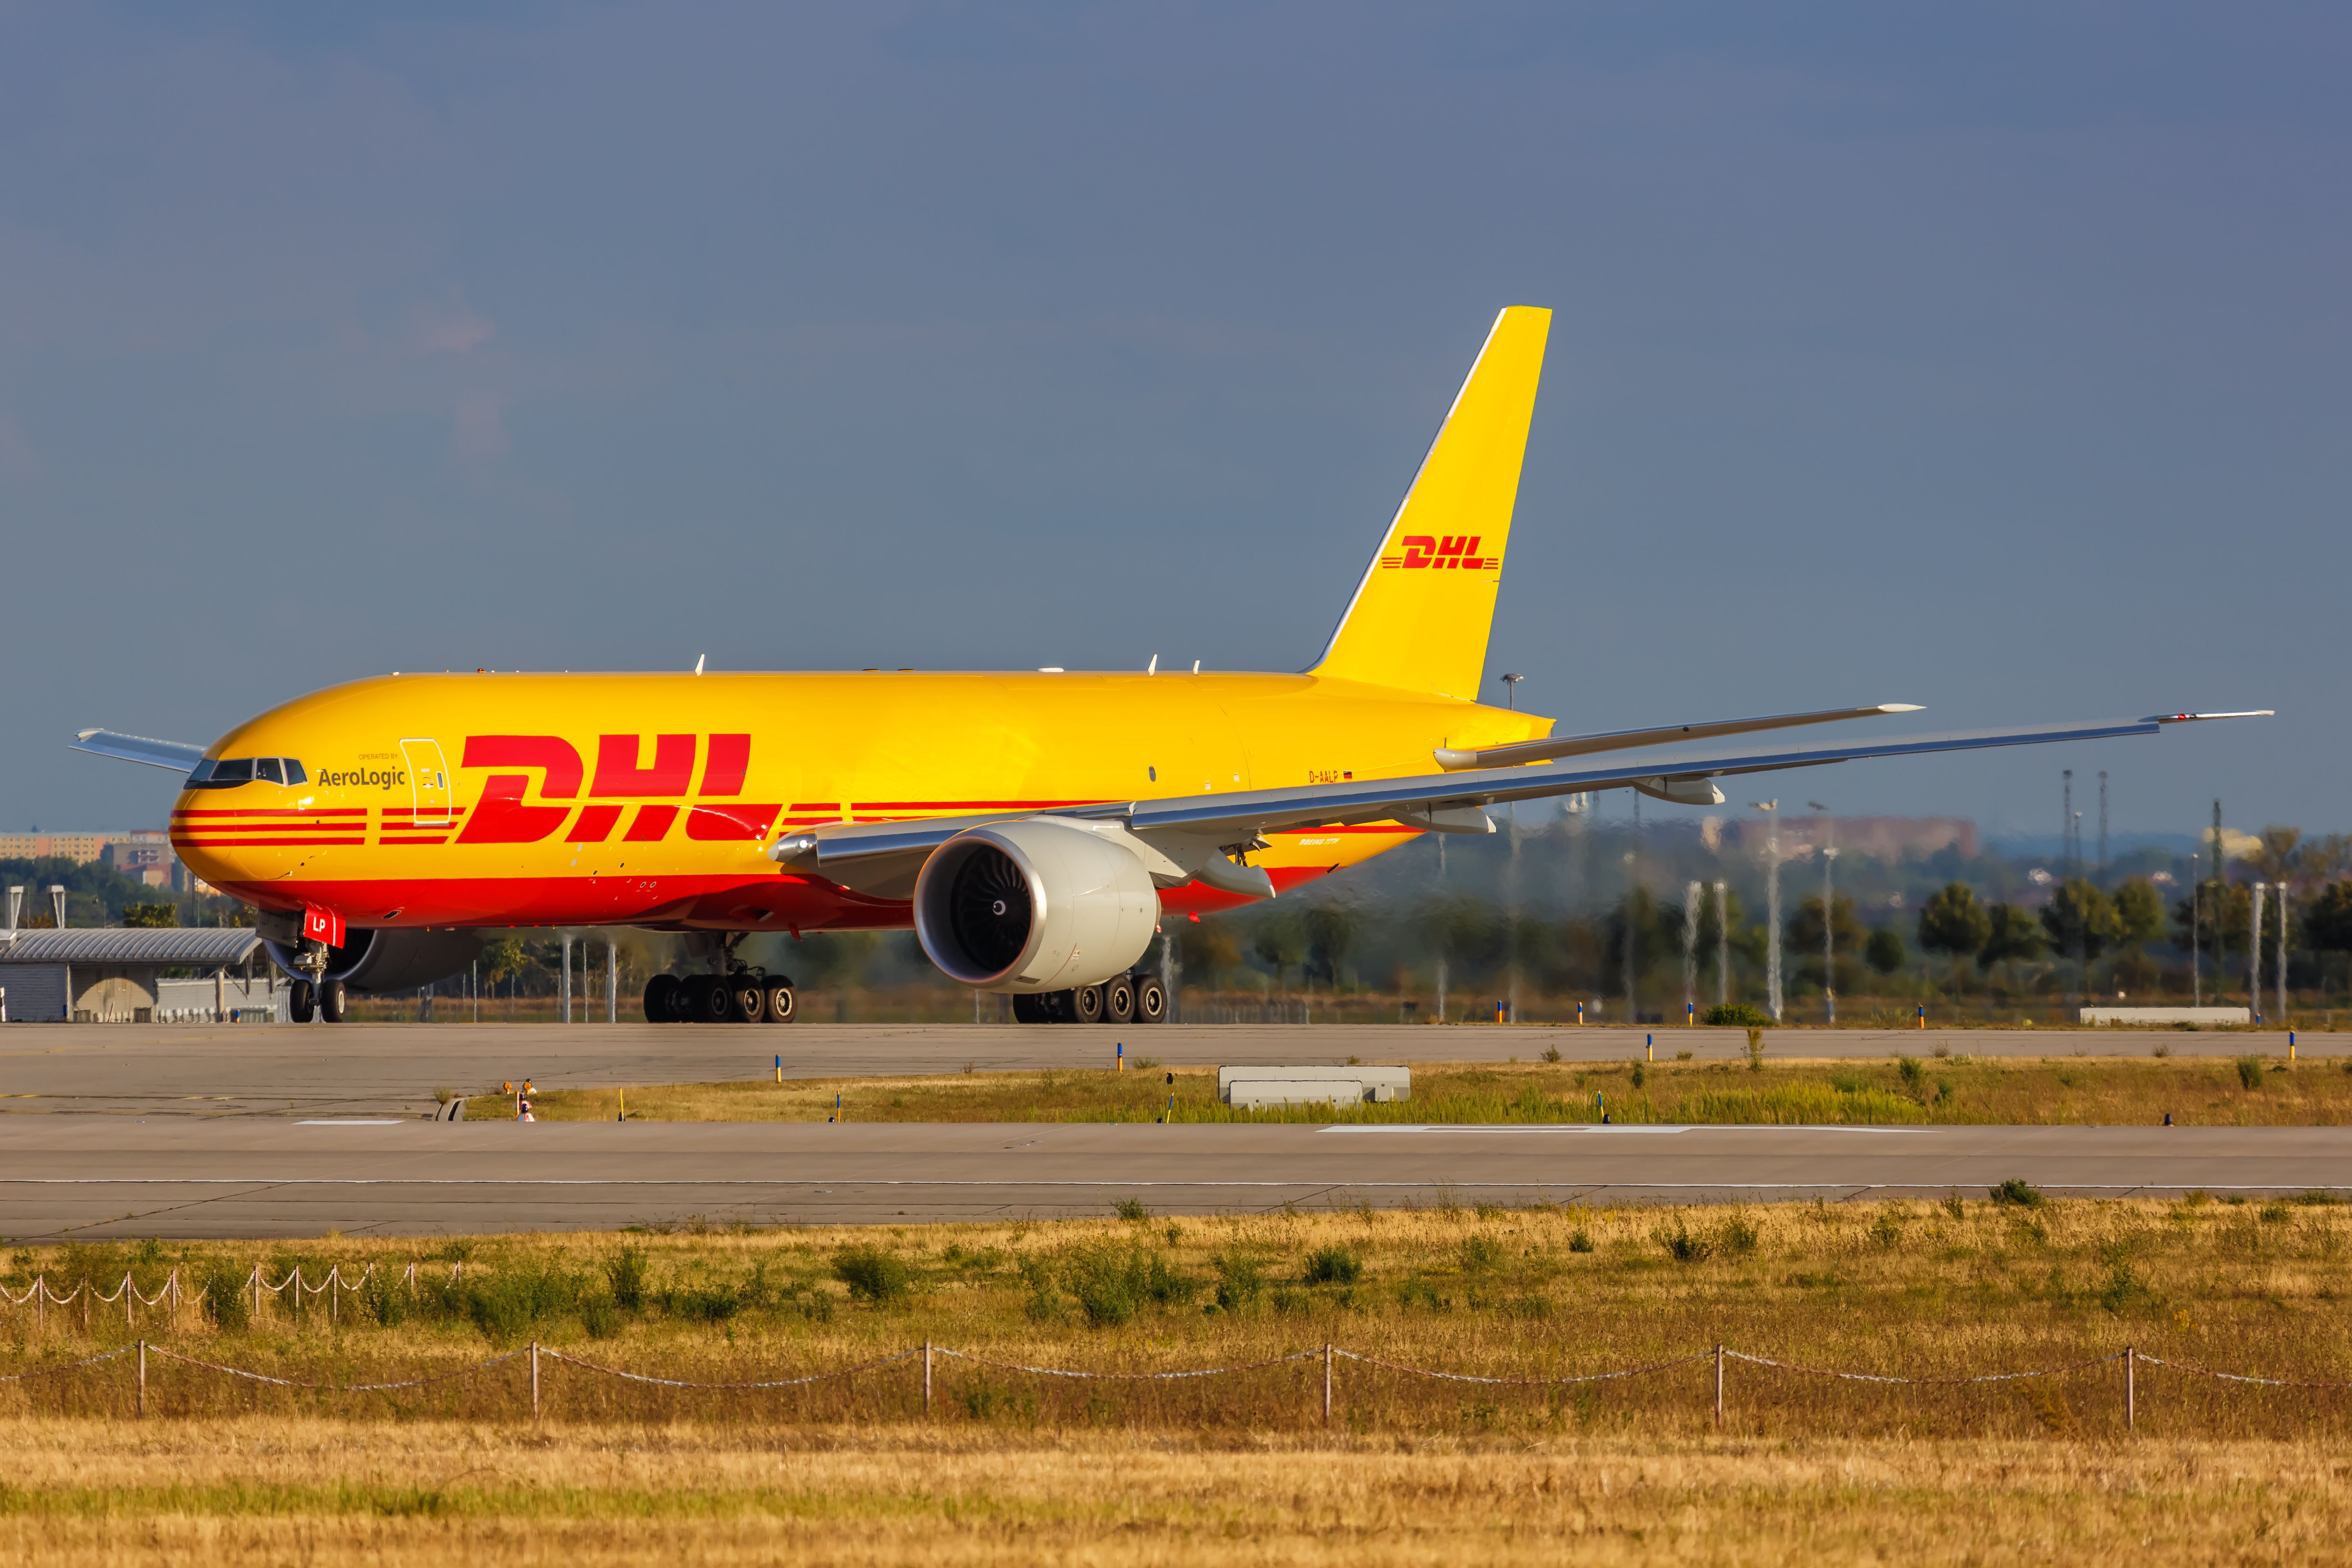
[1431,701,1921,770]
[71,729,208,772]
[773,709,2269,896]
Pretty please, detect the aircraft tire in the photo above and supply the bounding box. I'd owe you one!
[765,983,795,1022]
[1072,984,1106,1025]
[733,979,768,1023]
[1102,975,1136,1024]
[682,975,733,1024]
[318,978,348,1023]
[643,974,678,1023]
[288,979,314,1024]
[1132,975,1167,1024]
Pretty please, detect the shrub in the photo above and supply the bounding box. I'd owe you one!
[1659,1223,1712,1264]
[1212,1252,1264,1312]
[462,1262,581,1341]
[1629,1060,1647,1089]
[669,1285,741,1322]
[200,1267,251,1332]
[1567,1229,1595,1254]
[581,1299,623,1338]
[1703,1003,1771,1027]
[1458,1235,1503,1273]
[1541,1044,1562,1063]
[1869,1210,1905,1250]
[1990,1178,2047,1209]
[832,1244,911,1305]
[1896,1056,1925,1094]
[604,1247,650,1311]
[1717,1216,1760,1256]
[356,1266,410,1327]
[1113,1198,1151,1222]
[1063,1244,1144,1327]
[2237,1055,2265,1090]
[1746,1026,1766,1072]
[1303,1245,1363,1285]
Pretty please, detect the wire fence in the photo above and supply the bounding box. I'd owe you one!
[0,1329,2344,1430]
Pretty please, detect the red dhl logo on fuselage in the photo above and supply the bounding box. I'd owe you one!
[455,733,776,847]
[1376,534,1492,570]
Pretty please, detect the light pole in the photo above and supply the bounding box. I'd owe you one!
[1713,880,1729,1008]
[1751,801,1782,1022]
[2189,852,2202,1008]
[1500,673,1525,1022]
[1809,802,1835,1025]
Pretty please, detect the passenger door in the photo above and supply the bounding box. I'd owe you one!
[399,738,452,827]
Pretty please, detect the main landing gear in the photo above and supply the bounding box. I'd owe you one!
[643,932,795,1024]
[1012,972,1167,1025]
[644,971,796,1024]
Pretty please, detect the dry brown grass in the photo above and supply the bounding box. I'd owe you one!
[5,1198,2351,1442]
[506,1053,2352,1127]
[0,1420,2347,1565]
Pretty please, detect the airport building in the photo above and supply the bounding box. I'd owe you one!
[0,927,277,1023]
[0,829,187,889]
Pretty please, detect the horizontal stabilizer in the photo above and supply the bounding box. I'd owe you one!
[71,729,207,771]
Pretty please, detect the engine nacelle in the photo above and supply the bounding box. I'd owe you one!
[912,817,1160,993]
[263,927,488,995]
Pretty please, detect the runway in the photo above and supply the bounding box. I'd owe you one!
[0,1022,2326,1118]
[2,1118,2344,1238]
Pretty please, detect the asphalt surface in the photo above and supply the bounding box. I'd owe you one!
[0,1021,2330,1118]
[1,1119,2344,1239]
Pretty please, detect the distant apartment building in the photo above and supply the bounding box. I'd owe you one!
[1704,815,1978,861]
[0,830,183,889]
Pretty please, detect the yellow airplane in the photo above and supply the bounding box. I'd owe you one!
[72,307,2263,1025]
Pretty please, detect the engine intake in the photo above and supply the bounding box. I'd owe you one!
[913,818,1159,993]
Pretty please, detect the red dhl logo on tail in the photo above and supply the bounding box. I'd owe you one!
[456,734,777,846]
[1377,535,1492,570]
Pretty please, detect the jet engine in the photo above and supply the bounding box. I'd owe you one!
[263,927,488,996]
[912,818,1160,993]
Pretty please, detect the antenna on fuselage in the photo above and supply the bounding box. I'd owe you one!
[694,655,706,675]
[1147,655,1158,675]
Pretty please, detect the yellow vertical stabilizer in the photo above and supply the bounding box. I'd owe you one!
[1309,306,1550,699]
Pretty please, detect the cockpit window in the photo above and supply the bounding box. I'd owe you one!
[184,757,307,790]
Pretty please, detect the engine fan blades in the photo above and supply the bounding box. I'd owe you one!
[947,845,1032,974]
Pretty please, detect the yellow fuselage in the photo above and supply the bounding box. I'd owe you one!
[172,670,1549,931]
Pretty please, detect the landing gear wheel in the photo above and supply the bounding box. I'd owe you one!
[1133,975,1167,1024]
[733,979,768,1023]
[1013,993,1049,1024]
[644,974,679,1023]
[1103,975,1136,1024]
[683,975,733,1024]
[764,983,795,1022]
[288,978,315,1024]
[1072,984,1106,1025]
[318,978,347,1023]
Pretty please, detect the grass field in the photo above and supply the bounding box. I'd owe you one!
[5,1198,2350,1440]
[0,1422,2345,1565]
[497,1051,2352,1127]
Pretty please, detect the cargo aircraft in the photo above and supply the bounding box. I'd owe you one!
[72,307,2263,1025]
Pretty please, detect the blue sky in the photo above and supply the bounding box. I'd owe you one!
[3,2,2343,841]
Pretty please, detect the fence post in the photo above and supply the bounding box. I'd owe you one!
[1323,1343,1334,1427]
[531,1341,541,1421]
[1714,1343,1724,1429]
[252,1265,261,1324]
[33,1277,41,1334]
[124,1272,133,1329]
[330,1267,338,1327]
[168,1270,177,1333]
[924,1341,933,1417]
[137,1339,146,1419]
[2125,1348,2135,1434]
